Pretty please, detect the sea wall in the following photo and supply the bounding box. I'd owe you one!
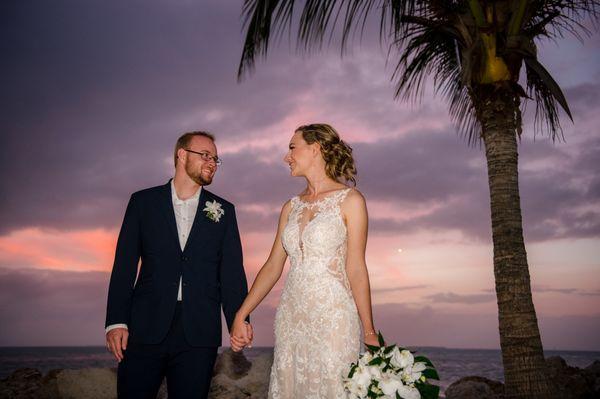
[1,350,598,399]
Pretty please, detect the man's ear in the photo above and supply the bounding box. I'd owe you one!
[176,148,186,164]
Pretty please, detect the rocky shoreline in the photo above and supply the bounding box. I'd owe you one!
[1,350,598,398]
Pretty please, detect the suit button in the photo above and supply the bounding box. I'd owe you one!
[181,256,188,261]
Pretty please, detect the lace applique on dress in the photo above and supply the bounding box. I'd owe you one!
[268,188,361,399]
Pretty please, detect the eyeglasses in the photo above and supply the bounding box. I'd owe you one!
[184,149,222,166]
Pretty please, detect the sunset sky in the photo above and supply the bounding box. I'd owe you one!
[1,1,599,350]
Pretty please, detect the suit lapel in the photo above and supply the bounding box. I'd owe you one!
[160,180,183,253]
[183,188,210,254]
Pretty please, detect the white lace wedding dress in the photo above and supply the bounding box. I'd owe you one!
[268,188,361,398]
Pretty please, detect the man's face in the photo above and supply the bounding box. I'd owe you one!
[182,136,219,186]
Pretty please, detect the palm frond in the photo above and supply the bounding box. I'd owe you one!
[238,0,431,80]
[524,57,567,142]
[237,0,599,145]
[525,0,599,41]
[391,20,481,145]
[238,0,286,79]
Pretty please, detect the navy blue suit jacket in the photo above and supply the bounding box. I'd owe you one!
[105,180,248,347]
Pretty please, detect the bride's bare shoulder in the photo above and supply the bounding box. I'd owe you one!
[281,199,293,215]
[342,187,367,213]
[345,187,365,202]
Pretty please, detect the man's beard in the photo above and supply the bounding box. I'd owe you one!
[186,163,213,186]
[194,174,213,186]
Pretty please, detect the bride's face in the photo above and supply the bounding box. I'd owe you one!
[284,131,317,177]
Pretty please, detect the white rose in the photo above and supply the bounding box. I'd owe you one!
[359,351,374,366]
[344,379,368,398]
[366,364,383,380]
[401,361,426,384]
[379,372,403,396]
[410,362,426,382]
[389,347,402,368]
[397,384,421,399]
[352,365,372,388]
[412,362,426,373]
[391,348,414,369]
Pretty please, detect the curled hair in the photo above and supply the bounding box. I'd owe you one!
[296,123,357,186]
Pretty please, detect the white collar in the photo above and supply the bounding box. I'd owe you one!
[171,179,201,205]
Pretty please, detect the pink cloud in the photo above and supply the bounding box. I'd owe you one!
[0,228,117,272]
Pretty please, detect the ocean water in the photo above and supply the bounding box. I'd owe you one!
[1,346,598,393]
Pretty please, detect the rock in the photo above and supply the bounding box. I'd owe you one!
[0,349,273,399]
[0,368,43,399]
[208,349,272,399]
[157,379,168,399]
[445,376,504,399]
[545,355,599,399]
[585,360,600,374]
[584,360,600,393]
[444,357,600,399]
[55,368,117,399]
[214,349,253,380]
[38,369,61,399]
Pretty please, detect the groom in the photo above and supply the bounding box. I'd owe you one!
[105,131,252,398]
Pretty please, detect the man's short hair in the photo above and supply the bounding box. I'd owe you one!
[174,131,215,167]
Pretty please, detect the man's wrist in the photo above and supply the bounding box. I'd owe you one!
[105,324,128,334]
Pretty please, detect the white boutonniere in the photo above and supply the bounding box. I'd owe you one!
[203,200,224,222]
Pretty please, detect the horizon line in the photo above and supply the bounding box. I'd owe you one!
[1,345,599,353]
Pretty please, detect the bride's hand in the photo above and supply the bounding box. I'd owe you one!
[363,331,380,347]
[230,316,251,352]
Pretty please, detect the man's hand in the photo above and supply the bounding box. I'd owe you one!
[230,318,253,352]
[245,322,253,348]
[106,328,129,362]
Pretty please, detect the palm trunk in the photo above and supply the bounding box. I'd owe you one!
[474,82,557,399]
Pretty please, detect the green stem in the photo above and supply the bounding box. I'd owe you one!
[467,0,486,27]
[508,0,528,36]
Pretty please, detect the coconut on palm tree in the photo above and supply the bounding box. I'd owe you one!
[237,1,598,398]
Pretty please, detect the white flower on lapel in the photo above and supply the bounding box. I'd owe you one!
[203,200,224,222]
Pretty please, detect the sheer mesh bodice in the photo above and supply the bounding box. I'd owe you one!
[268,188,361,399]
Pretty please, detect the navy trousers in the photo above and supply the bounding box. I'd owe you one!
[117,303,218,399]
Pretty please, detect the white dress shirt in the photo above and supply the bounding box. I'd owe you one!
[171,179,201,300]
[105,180,202,334]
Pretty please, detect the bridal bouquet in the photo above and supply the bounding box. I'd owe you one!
[343,332,440,399]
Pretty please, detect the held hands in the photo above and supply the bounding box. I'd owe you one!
[106,328,128,362]
[230,315,253,352]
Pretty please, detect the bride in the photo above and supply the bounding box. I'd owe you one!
[230,123,378,398]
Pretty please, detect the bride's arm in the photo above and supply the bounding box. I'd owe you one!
[343,190,377,345]
[230,200,291,348]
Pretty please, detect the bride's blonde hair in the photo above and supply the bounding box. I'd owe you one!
[296,123,357,186]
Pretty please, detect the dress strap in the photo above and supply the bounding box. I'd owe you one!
[335,187,352,204]
[326,187,352,213]
[289,196,300,210]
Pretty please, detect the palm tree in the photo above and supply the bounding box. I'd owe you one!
[237,1,598,397]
